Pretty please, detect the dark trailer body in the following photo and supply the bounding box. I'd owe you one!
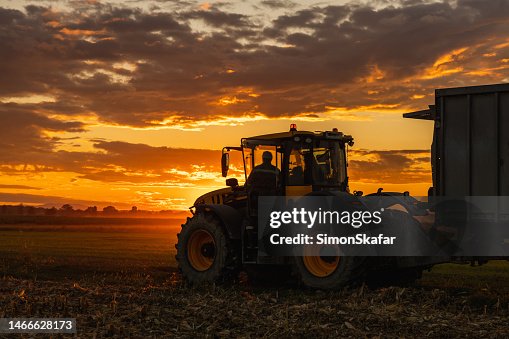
[404,83,509,197]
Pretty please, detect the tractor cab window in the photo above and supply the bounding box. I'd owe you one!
[243,145,282,179]
[288,148,312,185]
[287,140,346,188]
[253,145,281,172]
[243,147,252,179]
[244,144,282,195]
[312,141,346,187]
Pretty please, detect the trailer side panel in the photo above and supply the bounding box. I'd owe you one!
[435,83,509,196]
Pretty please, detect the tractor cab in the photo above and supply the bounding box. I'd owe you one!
[221,124,354,202]
[177,125,358,287]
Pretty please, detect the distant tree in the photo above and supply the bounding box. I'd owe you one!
[60,204,74,212]
[131,206,138,213]
[45,207,57,216]
[59,204,74,216]
[103,205,118,214]
[85,206,98,215]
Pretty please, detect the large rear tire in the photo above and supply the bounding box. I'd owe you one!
[176,214,237,284]
[294,249,366,290]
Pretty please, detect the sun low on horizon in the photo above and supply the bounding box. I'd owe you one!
[1,0,509,211]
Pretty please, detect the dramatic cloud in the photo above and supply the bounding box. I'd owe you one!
[260,0,297,10]
[348,149,431,184]
[2,0,509,128]
[0,103,85,168]
[0,138,229,186]
[1,0,507,208]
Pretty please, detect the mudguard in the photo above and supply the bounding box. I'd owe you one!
[194,204,243,239]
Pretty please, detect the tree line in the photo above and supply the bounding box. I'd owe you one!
[0,204,178,217]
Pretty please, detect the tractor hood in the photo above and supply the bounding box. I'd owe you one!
[193,187,234,206]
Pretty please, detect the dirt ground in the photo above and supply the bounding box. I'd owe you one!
[1,269,509,338]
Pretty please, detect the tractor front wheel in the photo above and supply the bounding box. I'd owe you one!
[176,214,236,284]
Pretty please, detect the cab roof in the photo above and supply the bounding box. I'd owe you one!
[244,129,354,144]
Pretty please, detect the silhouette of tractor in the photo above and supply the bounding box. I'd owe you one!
[176,83,509,289]
[175,124,434,289]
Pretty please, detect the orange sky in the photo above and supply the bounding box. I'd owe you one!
[1,0,509,210]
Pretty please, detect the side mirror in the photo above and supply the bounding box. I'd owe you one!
[226,178,238,187]
[221,152,229,177]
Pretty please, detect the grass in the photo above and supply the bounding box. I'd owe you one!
[419,261,509,310]
[0,222,181,281]
[423,261,509,288]
[1,222,508,288]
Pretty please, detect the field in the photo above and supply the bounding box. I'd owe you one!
[1,220,509,337]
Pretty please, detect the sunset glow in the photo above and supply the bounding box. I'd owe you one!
[2,0,509,210]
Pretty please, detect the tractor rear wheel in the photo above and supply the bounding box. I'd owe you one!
[294,248,366,289]
[176,214,237,284]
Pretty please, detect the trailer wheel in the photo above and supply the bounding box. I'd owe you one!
[176,214,236,284]
[294,245,366,289]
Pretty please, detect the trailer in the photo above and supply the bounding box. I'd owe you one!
[405,83,509,261]
[404,83,509,197]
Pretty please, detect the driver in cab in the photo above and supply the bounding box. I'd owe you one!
[246,151,280,198]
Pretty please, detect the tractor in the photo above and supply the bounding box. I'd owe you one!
[175,124,434,289]
[176,83,509,289]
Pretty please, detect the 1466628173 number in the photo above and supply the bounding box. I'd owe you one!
[0,318,76,334]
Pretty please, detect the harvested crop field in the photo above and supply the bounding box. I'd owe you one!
[1,223,509,337]
[2,272,509,338]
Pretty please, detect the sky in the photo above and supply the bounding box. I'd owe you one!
[1,0,509,210]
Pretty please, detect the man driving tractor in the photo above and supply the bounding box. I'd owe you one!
[246,151,280,200]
